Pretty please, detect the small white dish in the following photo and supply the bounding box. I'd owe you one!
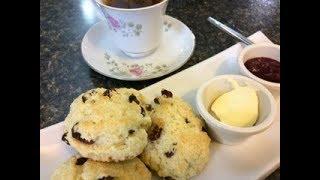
[196,75,276,145]
[238,43,280,91]
[81,15,195,81]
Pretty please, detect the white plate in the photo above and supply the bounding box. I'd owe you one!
[41,31,279,180]
[81,15,195,81]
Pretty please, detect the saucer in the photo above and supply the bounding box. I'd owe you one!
[81,15,195,81]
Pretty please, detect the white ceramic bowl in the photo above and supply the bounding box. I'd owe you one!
[238,43,280,91]
[196,75,276,145]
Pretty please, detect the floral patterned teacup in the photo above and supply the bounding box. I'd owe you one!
[95,0,169,58]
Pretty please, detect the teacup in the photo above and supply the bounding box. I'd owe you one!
[95,0,169,58]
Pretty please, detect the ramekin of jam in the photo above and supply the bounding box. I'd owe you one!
[238,43,280,91]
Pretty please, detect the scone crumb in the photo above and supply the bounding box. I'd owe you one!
[71,122,95,144]
[148,125,162,141]
[75,157,88,165]
[61,132,70,145]
[129,94,140,104]
[82,96,87,103]
[161,89,173,98]
[154,97,160,104]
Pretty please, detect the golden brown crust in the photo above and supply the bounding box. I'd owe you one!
[64,88,152,162]
[51,155,151,180]
[141,90,211,179]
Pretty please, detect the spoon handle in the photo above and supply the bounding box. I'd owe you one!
[207,17,254,45]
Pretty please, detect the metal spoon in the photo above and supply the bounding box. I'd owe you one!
[207,17,254,45]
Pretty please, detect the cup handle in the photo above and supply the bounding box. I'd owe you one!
[161,2,168,15]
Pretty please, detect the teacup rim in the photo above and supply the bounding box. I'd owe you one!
[95,0,169,11]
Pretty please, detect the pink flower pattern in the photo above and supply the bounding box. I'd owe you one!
[107,14,120,30]
[129,66,144,76]
[105,52,170,78]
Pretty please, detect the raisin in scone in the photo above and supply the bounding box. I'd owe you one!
[51,155,151,180]
[62,88,152,162]
[140,89,211,180]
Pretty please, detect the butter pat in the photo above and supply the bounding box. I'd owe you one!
[210,79,259,127]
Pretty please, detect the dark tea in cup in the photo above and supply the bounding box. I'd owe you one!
[103,0,163,9]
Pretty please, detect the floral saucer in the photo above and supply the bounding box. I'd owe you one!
[81,15,195,81]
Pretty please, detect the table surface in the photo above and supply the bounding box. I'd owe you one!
[40,0,280,179]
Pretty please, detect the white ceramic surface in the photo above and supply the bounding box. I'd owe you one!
[95,0,169,57]
[238,43,280,91]
[196,75,276,145]
[41,31,280,180]
[81,15,195,81]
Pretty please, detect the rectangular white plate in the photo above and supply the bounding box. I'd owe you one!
[40,31,280,180]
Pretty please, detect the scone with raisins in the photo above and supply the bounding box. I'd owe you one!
[140,89,211,180]
[51,155,151,180]
[62,88,152,162]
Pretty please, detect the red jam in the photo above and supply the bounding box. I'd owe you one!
[244,57,280,83]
